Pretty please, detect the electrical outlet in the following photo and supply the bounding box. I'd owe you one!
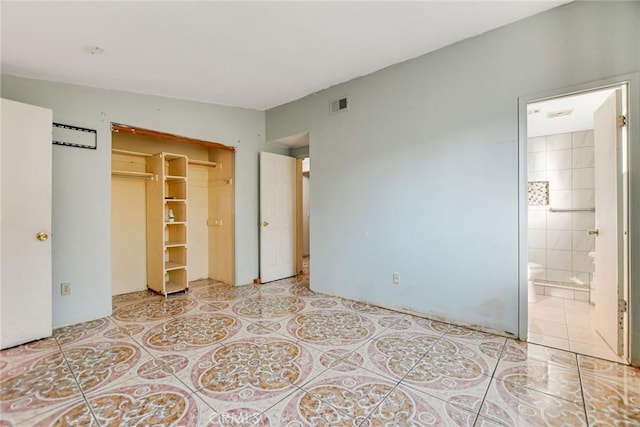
[61,283,71,296]
[393,272,400,285]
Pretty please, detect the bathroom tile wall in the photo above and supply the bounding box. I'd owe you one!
[527,130,596,298]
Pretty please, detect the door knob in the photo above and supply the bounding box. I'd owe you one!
[588,229,599,236]
[36,232,49,241]
[262,221,269,227]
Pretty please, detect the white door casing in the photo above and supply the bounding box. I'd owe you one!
[0,98,53,349]
[593,89,624,355]
[259,152,296,283]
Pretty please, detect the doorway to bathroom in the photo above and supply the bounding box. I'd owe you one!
[523,84,629,363]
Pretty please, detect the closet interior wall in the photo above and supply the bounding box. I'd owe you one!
[111,132,234,296]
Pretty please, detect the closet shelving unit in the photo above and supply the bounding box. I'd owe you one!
[146,152,189,295]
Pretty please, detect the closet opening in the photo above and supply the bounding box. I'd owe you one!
[110,123,235,297]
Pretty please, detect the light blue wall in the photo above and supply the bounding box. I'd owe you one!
[0,75,286,327]
[266,1,640,362]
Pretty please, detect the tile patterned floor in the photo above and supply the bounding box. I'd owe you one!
[2,272,639,426]
[528,295,627,363]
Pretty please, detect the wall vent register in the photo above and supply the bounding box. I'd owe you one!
[330,97,349,114]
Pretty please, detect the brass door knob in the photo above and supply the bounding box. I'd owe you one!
[262,221,269,227]
[36,232,49,241]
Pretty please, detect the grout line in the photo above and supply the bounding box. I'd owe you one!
[470,337,509,426]
[575,353,591,425]
[56,339,101,426]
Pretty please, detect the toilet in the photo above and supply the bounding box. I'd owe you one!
[528,262,544,303]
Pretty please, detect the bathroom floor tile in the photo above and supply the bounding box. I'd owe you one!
[527,332,570,351]
[528,318,568,339]
[569,341,625,364]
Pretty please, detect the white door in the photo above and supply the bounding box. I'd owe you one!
[259,152,296,283]
[593,89,623,354]
[0,98,53,349]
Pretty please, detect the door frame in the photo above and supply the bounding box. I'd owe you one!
[517,73,639,365]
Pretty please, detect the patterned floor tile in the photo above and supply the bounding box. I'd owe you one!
[286,309,379,351]
[60,338,155,394]
[295,296,344,314]
[262,388,357,426]
[364,383,478,426]
[474,415,509,426]
[232,295,307,321]
[501,339,577,371]
[581,372,640,425]
[0,348,83,423]
[398,315,453,336]
[424,337,502,378]
[139,312,243,354]
[56,376,202,426]
[0,337,60,374]
[3,268,638,427]
[202,404,269,427]
[359,330,442,381]
[111,295,198,323]
[577,354,640,384]
[191,283,259,303]
[54,317,125,347]
[287,283,323,298]
[12,400,99,427]
[290,371,397,424]
[480,378,587,426]
[188,338,306,415]
[493,357,583,404]
[111,288,158,309]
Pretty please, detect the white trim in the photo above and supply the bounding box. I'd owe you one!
[518,73,639,365]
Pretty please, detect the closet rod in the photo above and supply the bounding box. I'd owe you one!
[112,148,151,157]
[548,207,595,213]
[112,170,155,180]
[188,159,219,168]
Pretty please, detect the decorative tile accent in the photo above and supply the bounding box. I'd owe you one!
[528,180,550,205]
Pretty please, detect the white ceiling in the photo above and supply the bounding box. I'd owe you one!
[527,88,618,138]
[1,1,567,111]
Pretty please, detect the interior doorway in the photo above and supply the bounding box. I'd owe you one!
[299,157,310,277]
[523,84,629,363]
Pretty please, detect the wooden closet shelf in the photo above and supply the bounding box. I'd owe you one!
[112,170,154,179]
[165,261,186,271]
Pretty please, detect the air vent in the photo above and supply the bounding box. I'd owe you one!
[330,97,349,114]
[546,108,573,118]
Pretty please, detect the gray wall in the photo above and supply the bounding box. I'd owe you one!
[0,75,286,327]
[266,2,640,361]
